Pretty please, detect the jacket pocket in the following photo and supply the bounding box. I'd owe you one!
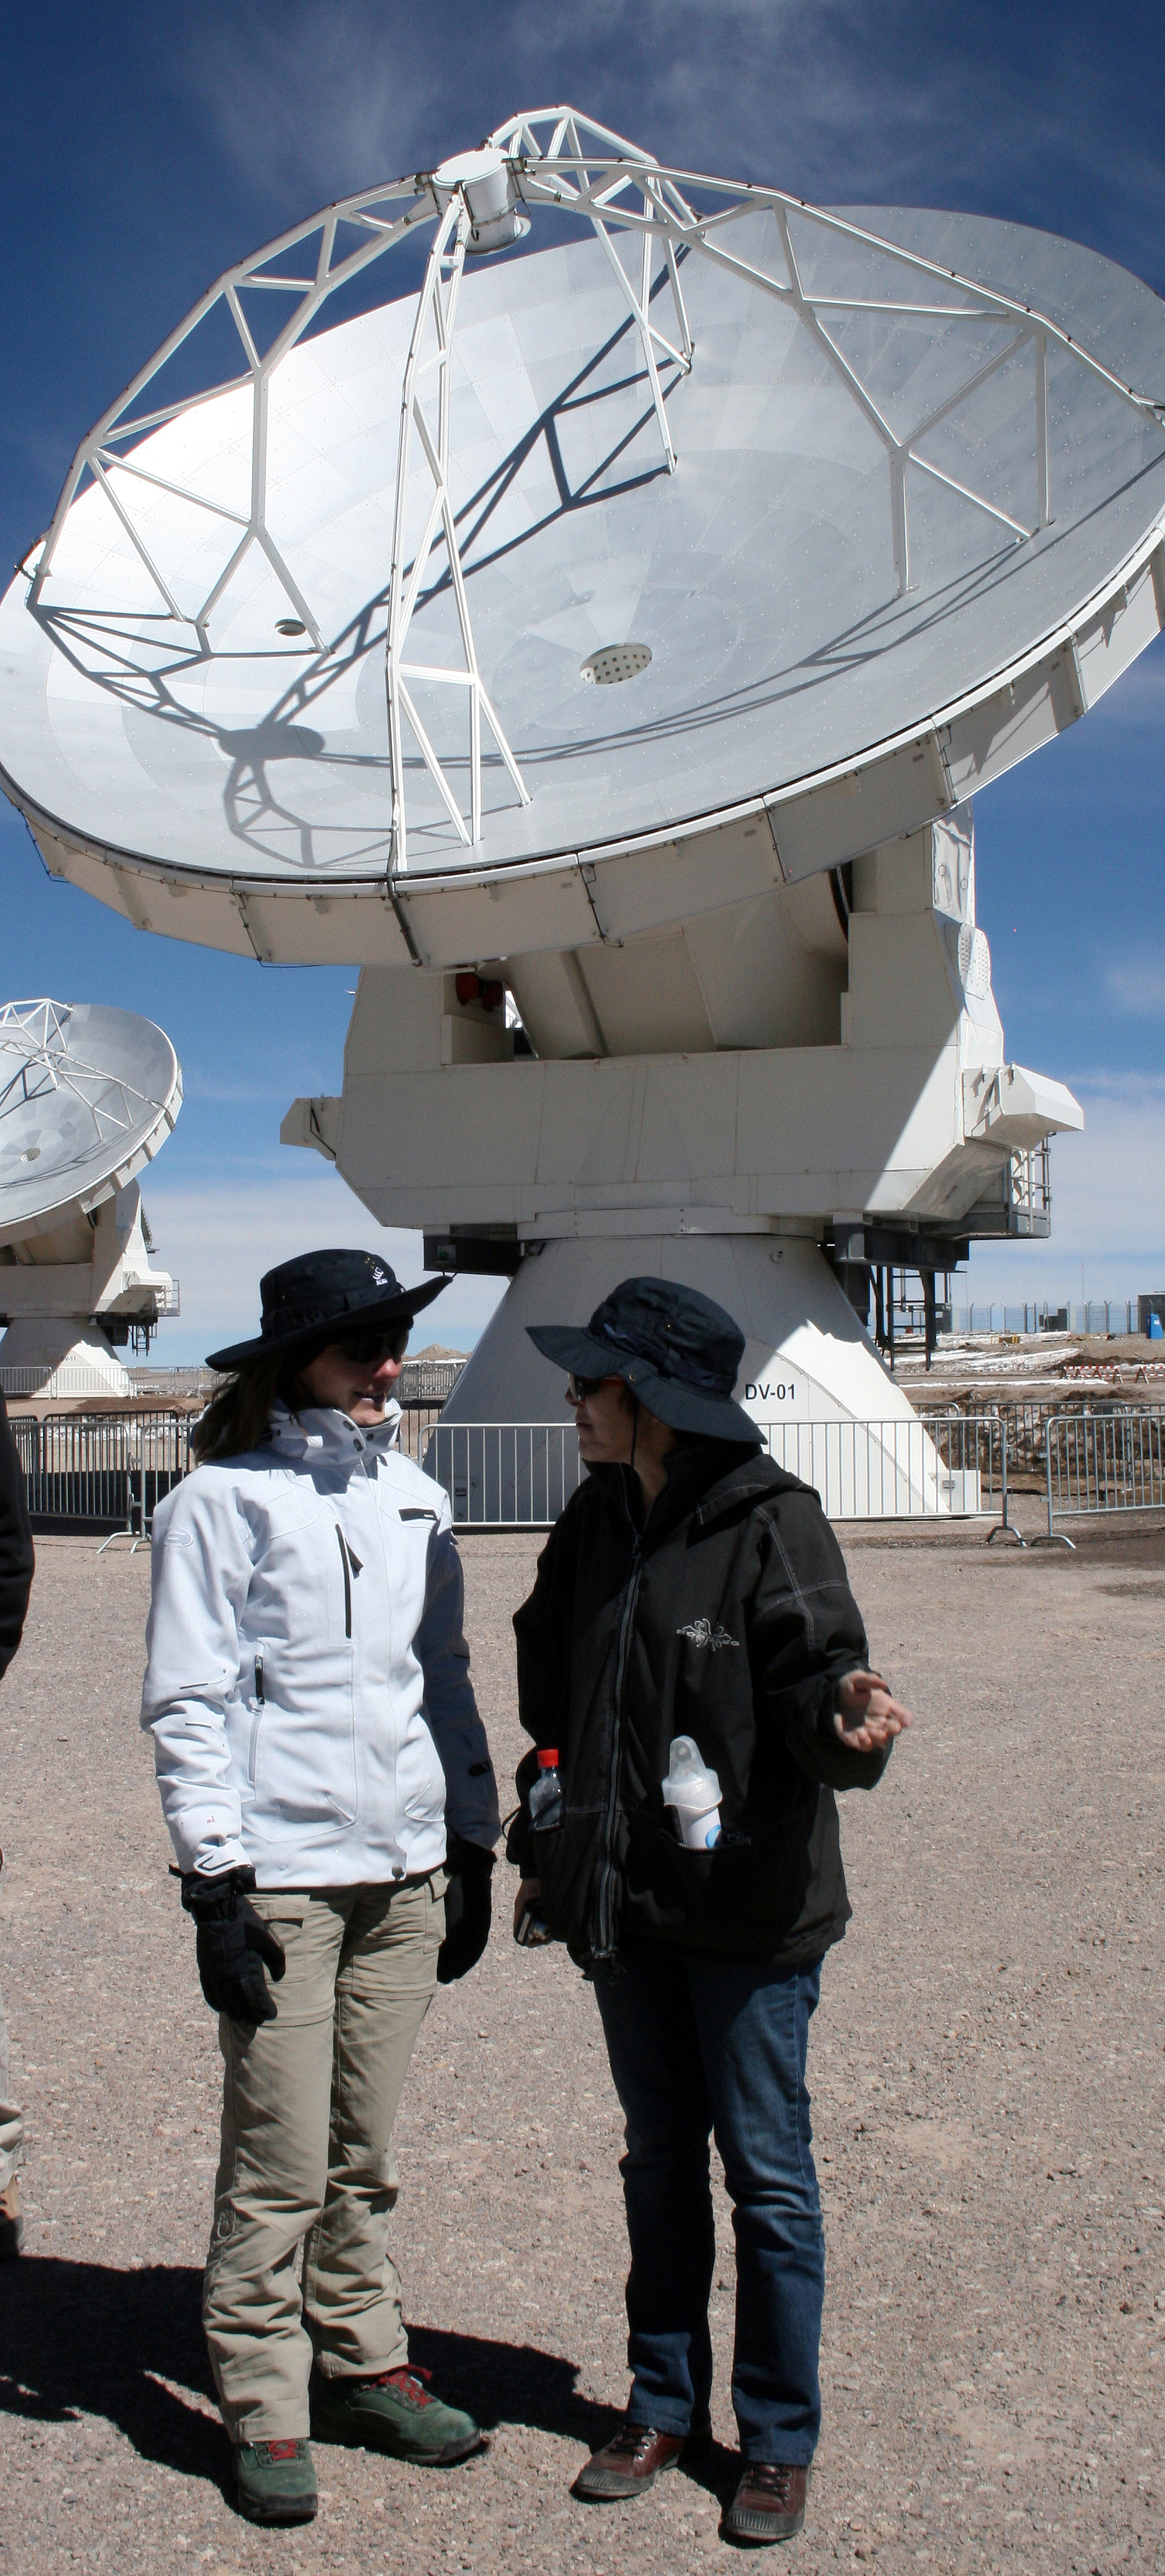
[529,1807,604,1945]
[625,1813,818,1954]
[637,1820,753,1941]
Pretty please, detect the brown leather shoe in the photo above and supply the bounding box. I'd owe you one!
[721,2462,811,2545]
[573,2418,711,2500]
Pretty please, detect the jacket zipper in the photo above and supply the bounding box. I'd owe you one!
[246,1652,265,1788]
[593,1532,643,1960]
[335,1524,352,1638]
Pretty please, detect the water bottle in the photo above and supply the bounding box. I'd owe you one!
[661,1736,722,1849]
[529,1747,563,1831]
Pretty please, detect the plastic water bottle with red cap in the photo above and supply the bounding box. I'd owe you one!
[528,1746,563,1832]
[515,1748,561,1947]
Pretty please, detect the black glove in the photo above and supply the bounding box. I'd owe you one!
[436,1836,494,1985]
[180,1866,286,2026]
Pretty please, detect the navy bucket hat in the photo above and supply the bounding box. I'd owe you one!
[207,1248,448,1372]
[527,1275,759,1443]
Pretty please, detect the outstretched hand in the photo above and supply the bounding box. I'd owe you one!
[833,1669,914,1754]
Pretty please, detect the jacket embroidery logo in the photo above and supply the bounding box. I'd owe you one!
[676,1617,739,1651]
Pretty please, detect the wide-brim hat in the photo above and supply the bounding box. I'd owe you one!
[527,1275,759,1443]
[207,1248,449,1372]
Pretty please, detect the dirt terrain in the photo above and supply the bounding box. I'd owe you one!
[0,1522,1161,2575]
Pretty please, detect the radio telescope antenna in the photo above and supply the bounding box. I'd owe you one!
[0,1001,181,1399]
[3,110,1164,1499]
[8,105,1163,896]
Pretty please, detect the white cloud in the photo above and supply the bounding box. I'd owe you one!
[1105,960,1165,1017]
[142,1162,506,1361]
[967,1073,1165,1301]
[174,0,1165,250]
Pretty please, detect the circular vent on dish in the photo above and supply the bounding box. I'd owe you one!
[580,642,652,686]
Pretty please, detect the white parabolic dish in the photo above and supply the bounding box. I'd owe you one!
[0,1000,181,1246]
[1,119,1164,969]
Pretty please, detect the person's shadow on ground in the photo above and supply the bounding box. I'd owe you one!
[0,2260,688,2498]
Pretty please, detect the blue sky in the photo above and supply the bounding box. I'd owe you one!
[3,1,1164,1357]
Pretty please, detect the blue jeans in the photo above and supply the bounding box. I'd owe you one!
[593,1950,825,2464]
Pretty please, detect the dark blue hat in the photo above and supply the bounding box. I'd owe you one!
[207,1248,448,1371]
[527,1275,758,1443]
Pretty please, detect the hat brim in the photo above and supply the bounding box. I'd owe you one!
[207,1272,449,1373]
[527,1323,759,1444]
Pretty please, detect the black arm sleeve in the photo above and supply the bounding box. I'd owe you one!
[751,1491,890,1795]
[0,1396,35,1684]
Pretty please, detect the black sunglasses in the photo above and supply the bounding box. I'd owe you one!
[565,1371,623,1402]
[330,1328,409,1366]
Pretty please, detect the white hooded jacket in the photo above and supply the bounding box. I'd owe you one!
[141,1400,499,1886]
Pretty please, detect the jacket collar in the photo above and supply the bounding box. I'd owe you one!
[590,1438,775,1546]
[265,1398,402,1464]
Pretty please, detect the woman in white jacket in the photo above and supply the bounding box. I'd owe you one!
[141,1249,500,2529]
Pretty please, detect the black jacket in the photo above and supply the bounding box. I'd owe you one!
[0,1394,34,1683]
[510,1440,890,1969]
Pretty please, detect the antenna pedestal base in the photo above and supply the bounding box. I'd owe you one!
[0,1318,131,1402]
[438,1232,955,1521]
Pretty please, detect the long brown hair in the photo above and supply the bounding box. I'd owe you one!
[192,1352,301,1465]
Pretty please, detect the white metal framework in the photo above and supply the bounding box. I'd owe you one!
[0,1000,169,1151]
[386,193,530,858]
[23,106,1165,874]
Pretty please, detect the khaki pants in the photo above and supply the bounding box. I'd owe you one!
[203,1873,445,2442]
[0,1974,23,2195]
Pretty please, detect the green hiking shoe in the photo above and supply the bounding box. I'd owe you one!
[312,2365,486,2465]
[234,2436,318,2524]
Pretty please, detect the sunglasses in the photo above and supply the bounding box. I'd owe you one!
[565,1372,623,1402]
[330,1328,409,1366]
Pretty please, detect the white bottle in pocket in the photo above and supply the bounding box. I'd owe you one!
[662,1736,723,1849]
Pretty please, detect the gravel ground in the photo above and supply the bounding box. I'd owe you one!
[0,1521,1161,2576]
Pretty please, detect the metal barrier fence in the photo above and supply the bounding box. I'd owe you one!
[24,1402,1165,1542]
[11,1409,195,1534]
[755,1414,1000,1522]
[1,1361,133,1399]
[950,1302,1139,1337]
[422,1423,585,1528]
[920,1395,1165,1487]
[419,1414,1005,1528]
[1042,1409,1165,1545]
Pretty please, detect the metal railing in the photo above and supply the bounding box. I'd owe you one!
[1041,1409,1165,1546]
[419,1413,1008,1528]
[422,1422,585,1528]
[18,1402,1163,1544]
[950,1302,1140,1337]
[127,1364,224,1398]
[1,1360,133,1398]
[755,1414,1000,1522]
[11,1409,195,1534]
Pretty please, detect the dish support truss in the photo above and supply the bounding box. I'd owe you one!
[23,105,1165,875]
[0,1000,175,1150]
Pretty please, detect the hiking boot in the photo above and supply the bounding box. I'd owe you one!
[234,2437,318,2524]
[0,2178,23,2260]
[721,2461,811,2546]
[311,2366,486,2464]
[573,2417,712,2500]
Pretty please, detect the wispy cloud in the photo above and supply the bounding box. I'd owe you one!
[171,0,1165,280]
[1104,960,1165,1017]
[970,1068,1165,1299]
[141,1163,505,1360]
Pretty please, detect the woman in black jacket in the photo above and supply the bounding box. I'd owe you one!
[509,1277,912,2548]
